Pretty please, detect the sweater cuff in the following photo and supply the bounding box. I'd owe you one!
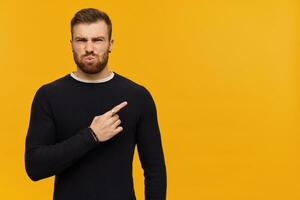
[80,127,99,147]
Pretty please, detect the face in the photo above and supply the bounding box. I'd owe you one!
[71,20,113,74]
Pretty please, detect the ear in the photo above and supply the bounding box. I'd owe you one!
[109,39,114,53]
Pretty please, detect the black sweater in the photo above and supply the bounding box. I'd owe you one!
[25,71,167,200]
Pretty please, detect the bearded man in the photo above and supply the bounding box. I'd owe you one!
[25,8,167,200]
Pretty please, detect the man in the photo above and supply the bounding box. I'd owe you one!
[25,8,167,200]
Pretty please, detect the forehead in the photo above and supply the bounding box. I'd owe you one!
[72,20,109,38]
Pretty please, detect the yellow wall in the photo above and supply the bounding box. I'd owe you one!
[0,0,299,199]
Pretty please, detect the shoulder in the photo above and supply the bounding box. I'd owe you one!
[41,74,70,91]
[34,74,70,100]
[115,72,154,100]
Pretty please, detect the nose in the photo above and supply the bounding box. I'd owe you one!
[85,41,94,53]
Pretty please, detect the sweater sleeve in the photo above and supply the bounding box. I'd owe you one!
[136,87,167,200]
[25,85,98,181]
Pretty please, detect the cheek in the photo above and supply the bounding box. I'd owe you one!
[96,48,110,58]
[95,43,110,52]
[72,44,84,54]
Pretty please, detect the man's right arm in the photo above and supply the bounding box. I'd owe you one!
[24,85,98,181]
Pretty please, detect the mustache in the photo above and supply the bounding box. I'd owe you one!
[84,53,95,56]
[82,53,97,58]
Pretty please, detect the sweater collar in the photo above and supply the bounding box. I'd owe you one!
[70,71,115,83]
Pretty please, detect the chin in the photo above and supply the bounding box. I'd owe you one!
[79,63,106,74]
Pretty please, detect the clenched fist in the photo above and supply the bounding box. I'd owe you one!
[89,101,128,142]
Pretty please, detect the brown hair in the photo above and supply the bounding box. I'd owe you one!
[71,8,112,40]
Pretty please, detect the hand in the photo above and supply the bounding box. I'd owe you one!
[89,101,128,142]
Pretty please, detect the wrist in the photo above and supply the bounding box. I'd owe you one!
[88,127,99,143]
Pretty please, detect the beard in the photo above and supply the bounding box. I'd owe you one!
[72,50,109,74]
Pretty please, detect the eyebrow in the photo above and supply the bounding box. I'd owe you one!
[74,36,105,40]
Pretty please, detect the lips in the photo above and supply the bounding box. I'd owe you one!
[85,55,95,60]
[83,55,97,63]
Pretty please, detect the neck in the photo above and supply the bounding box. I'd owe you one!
[74,66,112,81]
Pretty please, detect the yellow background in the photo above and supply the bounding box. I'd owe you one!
[0,0,299,199]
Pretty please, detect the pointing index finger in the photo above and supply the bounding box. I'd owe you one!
[110,101,128,116]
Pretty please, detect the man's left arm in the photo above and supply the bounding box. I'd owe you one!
[136,86,167,200]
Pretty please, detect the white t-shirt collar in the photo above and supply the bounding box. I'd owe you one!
[70,71,115,83]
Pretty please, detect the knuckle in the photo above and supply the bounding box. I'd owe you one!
[96,115,102,119]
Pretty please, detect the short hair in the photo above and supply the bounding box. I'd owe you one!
[71,8,112,40]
